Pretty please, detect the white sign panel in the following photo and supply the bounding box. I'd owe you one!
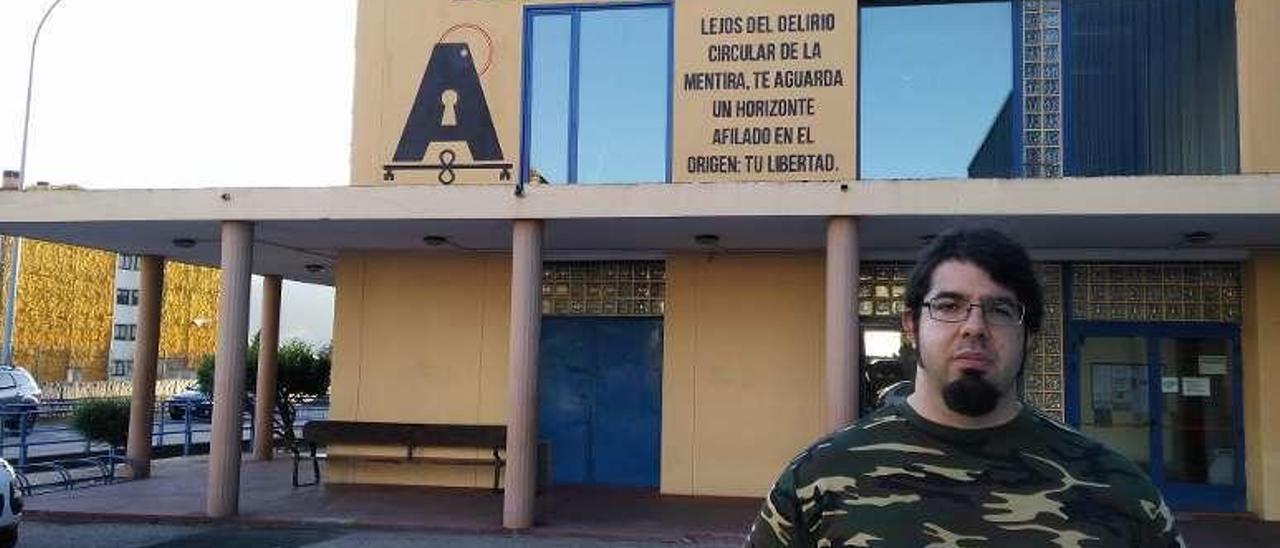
[1161,377,1181,394]
[1198,355,1227,375]
[1181,377,1212,398]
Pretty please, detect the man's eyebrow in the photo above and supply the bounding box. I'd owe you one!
[927,291,966,300]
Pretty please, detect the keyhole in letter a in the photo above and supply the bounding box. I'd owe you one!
[440,89,460,127]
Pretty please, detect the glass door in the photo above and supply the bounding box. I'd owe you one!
[1157,337,1240,510]
[1076,336,1152,470]
[1071,325,1243,512]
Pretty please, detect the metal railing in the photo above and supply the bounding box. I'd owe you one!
[0,399,328,493]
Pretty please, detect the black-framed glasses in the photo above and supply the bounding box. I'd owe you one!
[924,296,1025,326]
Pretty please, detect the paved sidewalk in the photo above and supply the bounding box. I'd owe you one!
[22,455,1280,546]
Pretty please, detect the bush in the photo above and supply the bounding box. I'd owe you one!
[72,398,131,448]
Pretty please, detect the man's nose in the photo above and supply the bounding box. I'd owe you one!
[960,305,989,337]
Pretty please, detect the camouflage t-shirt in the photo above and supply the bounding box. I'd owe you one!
[746,402,1184,547]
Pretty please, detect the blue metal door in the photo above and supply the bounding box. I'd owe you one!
[1067,322,1245,512]
[538,317,662,487]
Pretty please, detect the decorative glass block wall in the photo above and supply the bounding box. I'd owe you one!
[1025,264,1064,419]
[542,261,666,316]
[1020,0,1063,178]
[1071,264,1242,323]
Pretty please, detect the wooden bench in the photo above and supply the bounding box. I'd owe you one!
[291,421,508,490]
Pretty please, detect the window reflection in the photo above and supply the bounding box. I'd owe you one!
[525,6,671,185]
[859,1,1013,180]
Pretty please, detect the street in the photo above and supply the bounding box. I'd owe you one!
[20,521,740,547]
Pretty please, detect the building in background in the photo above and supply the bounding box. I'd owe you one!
[0,240,218,382]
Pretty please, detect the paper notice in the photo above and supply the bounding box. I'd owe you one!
[1182,377,1211,397]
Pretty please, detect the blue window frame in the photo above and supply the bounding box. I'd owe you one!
[521,3,673,185]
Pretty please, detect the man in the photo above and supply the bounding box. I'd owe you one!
[747,228,1183,547]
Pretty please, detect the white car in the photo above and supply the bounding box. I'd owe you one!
[0,366,41,431]
[0,458,20,548]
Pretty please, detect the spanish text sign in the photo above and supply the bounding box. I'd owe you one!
[673,0,857,183]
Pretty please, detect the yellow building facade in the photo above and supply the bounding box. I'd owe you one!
[313,0,1280,520]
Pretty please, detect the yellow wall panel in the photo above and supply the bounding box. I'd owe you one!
[1244,252,1280,519]
[8,240,114,382]
[1237,0,1280,173]
[663,254,825,497]
[327,251,511,487]
[158,262,220,370]
[352,0,522,186]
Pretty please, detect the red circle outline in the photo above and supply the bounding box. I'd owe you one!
[439,24,495,76]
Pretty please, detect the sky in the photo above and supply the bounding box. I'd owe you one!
[0,0,356,347]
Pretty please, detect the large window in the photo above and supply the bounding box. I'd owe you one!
[859,1,1014,179]
[523,5,671,185]
[1064,0,1238,176]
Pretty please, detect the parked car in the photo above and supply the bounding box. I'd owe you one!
[0,367,40,431]
[0,457,22,548]
[165,384,213,421]
[165,385,254,421]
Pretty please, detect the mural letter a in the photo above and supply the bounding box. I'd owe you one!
[393,43,503,162]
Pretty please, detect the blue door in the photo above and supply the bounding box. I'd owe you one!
[1068,322,1244,512]
[538,317,662,487]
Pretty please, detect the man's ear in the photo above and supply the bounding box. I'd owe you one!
[900,310,917,347]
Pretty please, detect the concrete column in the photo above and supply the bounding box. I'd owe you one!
[503,219,542,530]
[825,217,860,431]
[125,255,164,479]
[253,274,281,461]
[206,221,254,518]
[1244,252,1280,520]
[1237,0,1280,173]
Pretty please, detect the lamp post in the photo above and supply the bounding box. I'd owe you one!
[2,0,67,367]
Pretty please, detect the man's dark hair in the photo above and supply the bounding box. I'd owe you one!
[904,227,1043,334]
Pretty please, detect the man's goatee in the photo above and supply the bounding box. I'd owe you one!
[942,373,1001,417]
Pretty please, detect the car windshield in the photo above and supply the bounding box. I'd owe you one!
[0,373,15,390]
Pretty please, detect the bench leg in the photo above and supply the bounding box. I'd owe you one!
[493,449,503,493]
[292,443,321,488]
[310,444,321,485]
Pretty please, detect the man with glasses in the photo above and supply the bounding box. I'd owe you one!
[747,227,1183,547]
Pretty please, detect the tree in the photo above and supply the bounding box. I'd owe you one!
[196,333,331,448]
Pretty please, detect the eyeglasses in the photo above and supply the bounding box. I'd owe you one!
[924,296,1025,326]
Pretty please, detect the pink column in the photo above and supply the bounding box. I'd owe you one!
[125,255,164,478]
[206,221,254,518]
[253,274,281,460]
[825,217,861,431]
[503,219,542,529]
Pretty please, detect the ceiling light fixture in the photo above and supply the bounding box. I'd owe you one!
[304,263,326,273]
[423,235,449,247]
[694,234,720,247]
[172,238,196,249]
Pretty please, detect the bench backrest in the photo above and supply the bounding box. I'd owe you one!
[302,421,506,449]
